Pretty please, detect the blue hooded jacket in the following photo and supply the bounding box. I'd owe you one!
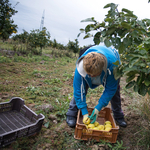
[73,45,121,115]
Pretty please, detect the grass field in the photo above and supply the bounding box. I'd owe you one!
[0,40,150,150]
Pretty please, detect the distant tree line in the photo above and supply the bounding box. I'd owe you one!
[12,28,80,56]
[0,0,81,56]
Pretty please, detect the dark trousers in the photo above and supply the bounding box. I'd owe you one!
[66,45,124,119]
[66,79,124,119]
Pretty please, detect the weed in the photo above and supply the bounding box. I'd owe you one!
[63,72,72,78]
[137,94,150,149]
[32,70,40,75]
[122,86,134,98]
[50,78,61,84]
[54,94,71,120]
[62,72,73,81]
[139,129,150,149]
[112,140,127,150]
[51,86,61,92]
[26,85,44,96]
[43,78,61,85]
[32,70,48,78]
[0,56,12,63]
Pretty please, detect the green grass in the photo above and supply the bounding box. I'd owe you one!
[0,39,15,50]
[0,49,78,149]
[0,41,150,150]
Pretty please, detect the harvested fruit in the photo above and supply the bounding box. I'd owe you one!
[105,121,111,125]
[88,124,95,129]
[83,118,113,132]
[97,125,104,130]
[94,121,99,127]
[83,117,90,125]
[92,127,99,130]
[105,127,111,131]
[105,124,112,129]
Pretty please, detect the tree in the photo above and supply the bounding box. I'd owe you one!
[78,3,150,96]
[12,29,29,43]
[0,0,18,41]
[67,39,79,57]
[27,27,50,50]
[52,39,58,48]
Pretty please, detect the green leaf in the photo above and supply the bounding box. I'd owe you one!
[113,67,122,80]
[113,60,119,65]
[101,30,106,36]
[126,81,135,89]
[77,33,81,37]
[103,3,112,8]
[105,27,116,35]
[124,14,137,18]
[126,75,135,82]
[44,122,50,128]
[94,22,105,29]
[122,8,133,15]
[139,49,147,55]
[80,28,85,32]
[115,38,121,49]
[129,53,147,59]
[104,18,114,22]
[126,71,138,76]
[131,30,139,37]
[138,83,147,96]
[134,38,143,45]
[123,38,132,48]
[139,63,146,68]
[145,79,150,86]
[143,18,150,26]
[134,84,139,92]
[118,42,125,54]
[104,39,112,47]
[85,24,95,33]
[137,73,145,85]
[93,32,101,45]
[121,22,131,29]
[129,57,140,68]
[83,33,93,39]
[81,17,96,23]
[118,29,127,37]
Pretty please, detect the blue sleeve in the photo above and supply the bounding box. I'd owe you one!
[73,68,89,115]
[95,66,118,111]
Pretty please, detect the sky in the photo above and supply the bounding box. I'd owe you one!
[10,0,150,47]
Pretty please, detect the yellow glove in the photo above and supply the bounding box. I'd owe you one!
[83,114,90,125]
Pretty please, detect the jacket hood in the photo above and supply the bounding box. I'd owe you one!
[76,57,87,77]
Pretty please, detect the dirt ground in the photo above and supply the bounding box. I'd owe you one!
[0,49,148,150]
[1,76,146,150]
[62,77,147,150]
[44,77,146,150]
[114,77,145,150]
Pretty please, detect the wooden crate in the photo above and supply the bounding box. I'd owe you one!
[74,107,119,143]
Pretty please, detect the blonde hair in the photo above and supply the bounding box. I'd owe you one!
[83,52,104,76]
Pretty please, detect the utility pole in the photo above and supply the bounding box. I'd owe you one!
[40,10,45,31]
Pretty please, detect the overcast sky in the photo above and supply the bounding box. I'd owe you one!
[10,0,150,46]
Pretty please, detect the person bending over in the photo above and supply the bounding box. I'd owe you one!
[66,45,127,128]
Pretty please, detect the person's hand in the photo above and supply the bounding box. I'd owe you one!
[83,114,90,125]
[89,108,99,124]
